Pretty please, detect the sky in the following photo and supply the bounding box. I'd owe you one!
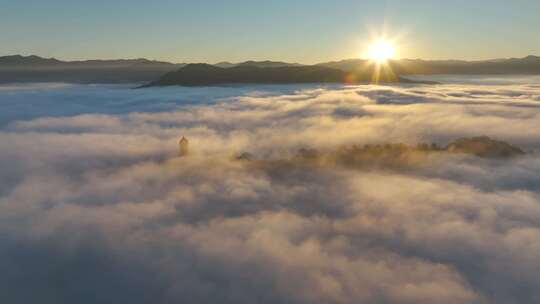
[1,0,540,63]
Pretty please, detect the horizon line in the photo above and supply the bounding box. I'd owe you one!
[2,53,540,66]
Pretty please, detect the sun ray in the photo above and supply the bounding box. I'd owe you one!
[363,36,399,84]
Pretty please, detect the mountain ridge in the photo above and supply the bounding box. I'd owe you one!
[214,60,302,68]
[0,54,180,67]
[2,54,540,84]
[317,55,540,75]
[0,55,185,83]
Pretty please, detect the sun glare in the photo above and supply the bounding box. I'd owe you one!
[368,39,396,63]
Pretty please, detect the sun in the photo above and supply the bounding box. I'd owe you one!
[367,39,396,63]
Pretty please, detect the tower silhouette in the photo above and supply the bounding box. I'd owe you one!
[179,136,189,157]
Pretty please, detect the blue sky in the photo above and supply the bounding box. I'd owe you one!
[1,0,540,63]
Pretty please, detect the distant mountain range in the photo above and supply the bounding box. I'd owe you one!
[0,55,185,83]
[214,60,303,69]
[318,55,540,75]
[1,54,540,85]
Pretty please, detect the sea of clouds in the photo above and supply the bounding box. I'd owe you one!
[1,78,540,304]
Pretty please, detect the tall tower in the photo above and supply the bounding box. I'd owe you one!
[179,136,189,157]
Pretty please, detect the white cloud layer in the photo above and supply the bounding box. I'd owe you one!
[1,80,540,303]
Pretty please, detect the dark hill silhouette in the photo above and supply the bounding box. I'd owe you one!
[0,55,62,66]
[0,55,178,68]
[0,55,184,83]
[143,63,427,87]
[235,136,525,172]
[446,136,525,158]
[145,64,345,86]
